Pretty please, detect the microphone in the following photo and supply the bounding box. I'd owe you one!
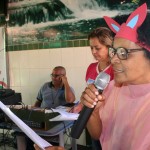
[71,72,110,139]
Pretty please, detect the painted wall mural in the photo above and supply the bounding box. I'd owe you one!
[7,0,149,46]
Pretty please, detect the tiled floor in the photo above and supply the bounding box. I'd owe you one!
[0,130,90,150]
[0,146,16,150]
[0,131,65,150]
[0,134,17,150]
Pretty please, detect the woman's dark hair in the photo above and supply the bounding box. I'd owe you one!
[137,13,150,59]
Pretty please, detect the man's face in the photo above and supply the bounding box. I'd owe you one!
[110,38,150,85]
[51,69,65,85]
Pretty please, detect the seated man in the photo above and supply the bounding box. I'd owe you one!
[34,66,75,109]
[26,66,75,150]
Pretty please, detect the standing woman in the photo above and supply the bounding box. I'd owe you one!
[72,27,114,150]
[81,3,150,150]
[72,27,114,113]
[86,27,114,82]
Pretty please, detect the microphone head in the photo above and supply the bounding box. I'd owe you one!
[94,72,110,91]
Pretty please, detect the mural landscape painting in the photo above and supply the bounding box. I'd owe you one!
[7,0,149,45]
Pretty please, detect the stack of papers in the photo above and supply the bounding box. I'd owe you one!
[45,108,79,121]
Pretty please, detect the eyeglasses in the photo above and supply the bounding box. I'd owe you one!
[108,47,144,60]
[51,74,64,78]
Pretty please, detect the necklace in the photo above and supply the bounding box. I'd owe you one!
[98,63,110,72]
[100,68,104,71]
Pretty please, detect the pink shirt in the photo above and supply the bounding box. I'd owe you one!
[86,62,114,82]
[100,80,150,150]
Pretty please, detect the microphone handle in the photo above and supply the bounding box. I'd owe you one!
[71,89,103,139]
[71,106,94,139]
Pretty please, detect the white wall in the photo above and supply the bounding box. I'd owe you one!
[7,46,95,104]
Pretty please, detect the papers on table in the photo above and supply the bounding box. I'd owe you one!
[45,108,79,121]
[0,102,51,150]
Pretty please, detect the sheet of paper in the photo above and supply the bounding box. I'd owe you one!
[47,108,79,121]
[0,101,51,150]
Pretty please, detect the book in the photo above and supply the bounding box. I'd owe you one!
[45,108,79,121]
[49,109,79,121]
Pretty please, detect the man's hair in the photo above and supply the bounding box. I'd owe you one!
[53,66,66,74]
[88,27,114,47]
